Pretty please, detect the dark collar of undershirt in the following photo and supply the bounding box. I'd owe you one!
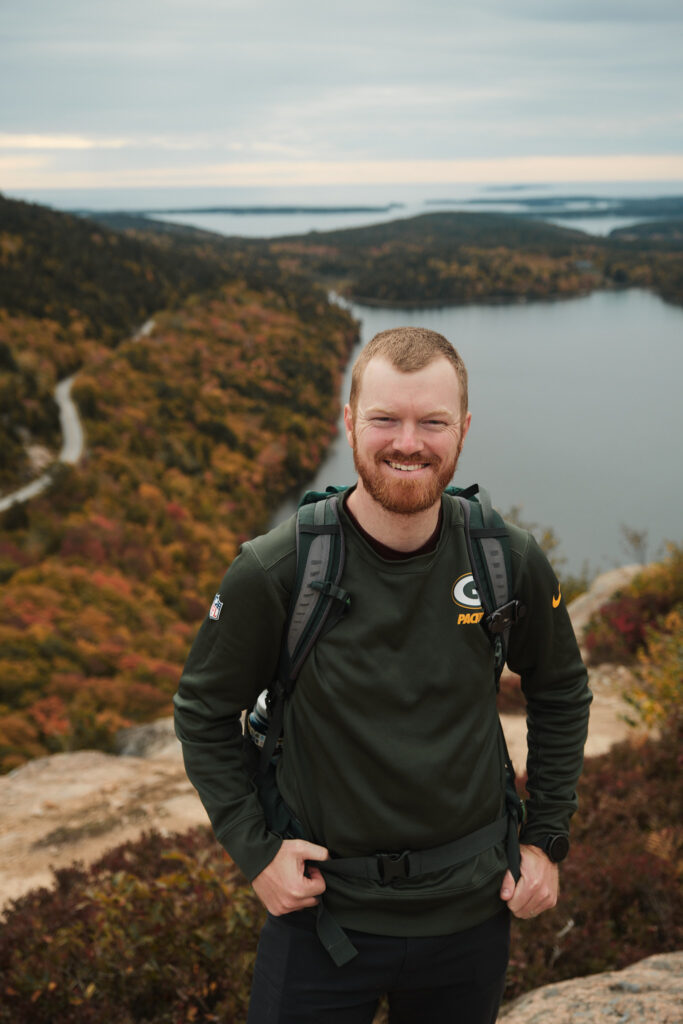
[344,498,443,561]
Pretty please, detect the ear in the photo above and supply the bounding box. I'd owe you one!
[343,404,354,447]
[461,411,472,445]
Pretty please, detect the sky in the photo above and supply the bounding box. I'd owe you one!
[1,0,682,197]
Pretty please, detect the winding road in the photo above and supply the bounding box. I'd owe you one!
[0,375,85,513]
[0,319,155,514]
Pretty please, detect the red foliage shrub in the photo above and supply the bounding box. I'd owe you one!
[584,544,683,664]
[1,726,680,1019]
[0,829,265,1024]
[505,721,682,1000]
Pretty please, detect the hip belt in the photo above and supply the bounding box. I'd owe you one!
[309,811,516,967]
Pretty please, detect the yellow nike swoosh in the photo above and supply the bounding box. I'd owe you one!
[552,586,562,609]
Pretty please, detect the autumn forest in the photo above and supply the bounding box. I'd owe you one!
[1,193,682,771]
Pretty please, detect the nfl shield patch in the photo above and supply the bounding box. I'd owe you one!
[209,593,223,621]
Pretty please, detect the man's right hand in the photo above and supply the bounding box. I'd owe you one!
[251,838,329,916]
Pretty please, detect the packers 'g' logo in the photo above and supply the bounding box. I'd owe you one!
[451,573,482,610]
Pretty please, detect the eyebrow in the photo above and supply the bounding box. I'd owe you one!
[363,405,453,418]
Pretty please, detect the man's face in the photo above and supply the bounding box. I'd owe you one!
[344,355,471,515]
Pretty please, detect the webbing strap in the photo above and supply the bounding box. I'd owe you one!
[311,813,508,885]
[315,903,359,967]
[310,813,510,967]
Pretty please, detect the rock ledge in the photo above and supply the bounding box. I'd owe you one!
[499,951,683,1023]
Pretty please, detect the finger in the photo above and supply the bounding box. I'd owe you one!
[302,868,327,895]
[507,877,533,917]
[272,892,322,915]
[500,869,516,901]
[509,882,556,919]
[298,893,323,909]
[299,841,330,862]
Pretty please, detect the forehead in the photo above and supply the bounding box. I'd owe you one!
[357,355,463,414]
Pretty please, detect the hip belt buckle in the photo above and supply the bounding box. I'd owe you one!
[377,850,410,884]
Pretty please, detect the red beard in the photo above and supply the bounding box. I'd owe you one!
[351,443,462,515]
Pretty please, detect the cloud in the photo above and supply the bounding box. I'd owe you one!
[0,155,46,172]
[496,0,683,22]
[3,154,682,191]
[0,134,131,151]
[1,0,681,190]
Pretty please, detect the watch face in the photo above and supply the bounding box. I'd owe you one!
[548,834,570,862]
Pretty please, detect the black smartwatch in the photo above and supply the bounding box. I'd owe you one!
[539,834,570,863]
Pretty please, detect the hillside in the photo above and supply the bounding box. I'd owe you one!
[610,217,683,247]
[89,205,683,309]
[0,197,357,771]
[0,195,333,487]
[270,210,683,307]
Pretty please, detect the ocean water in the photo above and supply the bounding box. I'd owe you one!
[11,179,683,239]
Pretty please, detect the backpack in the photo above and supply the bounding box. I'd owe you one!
[249,483,526,966]
[256,483,525,768]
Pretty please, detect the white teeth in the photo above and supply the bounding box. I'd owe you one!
[387,461,427,472]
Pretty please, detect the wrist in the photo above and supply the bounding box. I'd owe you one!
[525,834,570,863]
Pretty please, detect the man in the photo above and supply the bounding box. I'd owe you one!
[174,327,591,1023]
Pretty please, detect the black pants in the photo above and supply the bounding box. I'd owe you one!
[247,907,510,1024]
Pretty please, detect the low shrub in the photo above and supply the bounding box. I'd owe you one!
[0,830,265,1023]
[625,608,683,729]
[505,720,682,1000]
[584,543,683,664]
[1,726,680,1019]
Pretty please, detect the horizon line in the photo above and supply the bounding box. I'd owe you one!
[2,154,683,192]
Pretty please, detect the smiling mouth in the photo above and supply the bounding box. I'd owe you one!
[385,460,431,472]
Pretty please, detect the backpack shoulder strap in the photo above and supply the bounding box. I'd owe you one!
[445,484,526,685]
[259,492,350,771]
[285,492,350,679]
[447,485,527,878]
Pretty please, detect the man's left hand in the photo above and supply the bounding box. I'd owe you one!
[499,843,559,918]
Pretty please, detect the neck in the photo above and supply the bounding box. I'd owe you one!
[345,481,442,552]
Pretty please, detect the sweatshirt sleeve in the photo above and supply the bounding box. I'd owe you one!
[173,540,292,880]
[505,526,592,845]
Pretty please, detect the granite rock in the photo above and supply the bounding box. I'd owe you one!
[498,951,683,1023]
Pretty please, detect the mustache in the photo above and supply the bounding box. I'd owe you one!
[377,451,439,466]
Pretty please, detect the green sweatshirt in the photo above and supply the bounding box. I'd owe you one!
[174,492,591,937]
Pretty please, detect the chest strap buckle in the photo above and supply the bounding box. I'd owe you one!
[377,850,411,884]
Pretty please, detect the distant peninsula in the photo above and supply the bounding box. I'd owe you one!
[71,203,405,217]
[425,195,683,219]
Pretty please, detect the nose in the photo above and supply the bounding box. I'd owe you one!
[394,420,423,453]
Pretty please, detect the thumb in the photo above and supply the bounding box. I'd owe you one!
[500,869,515,901]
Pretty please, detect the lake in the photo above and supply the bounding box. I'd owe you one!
[273,289,683,577]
